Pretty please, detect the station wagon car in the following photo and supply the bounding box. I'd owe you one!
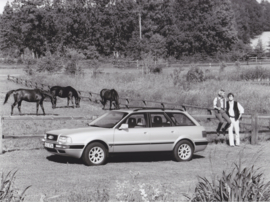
[42,108,208,166]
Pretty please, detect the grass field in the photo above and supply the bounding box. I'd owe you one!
[1,62,270,201]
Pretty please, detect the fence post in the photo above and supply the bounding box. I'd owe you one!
[0,117,2,154]
[251,113,258,145]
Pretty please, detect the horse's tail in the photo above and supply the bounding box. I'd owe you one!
[3,90,15,104]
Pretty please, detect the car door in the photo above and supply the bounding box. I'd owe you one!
[148,113,178,151]
[113,113,150,152]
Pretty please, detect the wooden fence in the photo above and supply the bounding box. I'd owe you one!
[113,58,270,69]
[2,76,270,154]
[1,112,269,154]
[7,75,185,108]
[0,116,96,154]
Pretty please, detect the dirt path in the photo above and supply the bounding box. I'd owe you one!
[0,142,270,201]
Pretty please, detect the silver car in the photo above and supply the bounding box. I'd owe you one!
[42,108,208,166]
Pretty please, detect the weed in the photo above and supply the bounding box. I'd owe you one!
[0,170,31,202]
[170,68,183,86]
[219,61,227,73]
[186,65,204,83]
[185,156,270,202]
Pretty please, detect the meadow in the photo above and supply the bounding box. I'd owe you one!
[1,61,270,201]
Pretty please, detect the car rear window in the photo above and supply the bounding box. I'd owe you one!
[166,113,195,126]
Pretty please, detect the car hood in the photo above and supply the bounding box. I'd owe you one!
[47,127,109,136]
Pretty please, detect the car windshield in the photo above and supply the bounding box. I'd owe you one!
[89,111,128,128]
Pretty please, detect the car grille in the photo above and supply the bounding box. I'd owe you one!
[46,134,58,141]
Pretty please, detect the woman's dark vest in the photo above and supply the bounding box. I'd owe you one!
[226,101,240,120]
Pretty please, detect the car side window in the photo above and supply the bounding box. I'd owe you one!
[166,113,195,126]
[150,113,171,127]
[122,113,148,128]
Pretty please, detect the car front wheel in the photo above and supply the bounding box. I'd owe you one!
[173,140,193,162]
[82,142,108,166]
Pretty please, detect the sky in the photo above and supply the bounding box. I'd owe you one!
[0,0,12,14]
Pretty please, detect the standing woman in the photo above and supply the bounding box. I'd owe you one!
[226,93,244,146]
[213,89,231,135]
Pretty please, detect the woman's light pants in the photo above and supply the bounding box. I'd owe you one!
[228,118,240,146]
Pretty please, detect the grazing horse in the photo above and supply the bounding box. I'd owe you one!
[100,89,120,110]
[3,89,54,115]
[50,86,81,108]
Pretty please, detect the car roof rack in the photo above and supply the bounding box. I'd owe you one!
[114,105,185,111]
[133,107,184,112]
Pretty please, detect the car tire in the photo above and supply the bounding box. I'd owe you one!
[82,142,108,166]
[173,140,194,162]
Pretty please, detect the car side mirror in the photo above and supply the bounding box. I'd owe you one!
[119,123,128,130]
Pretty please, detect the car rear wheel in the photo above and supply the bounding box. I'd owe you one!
[82,142,108,166]
[173,140,193,162]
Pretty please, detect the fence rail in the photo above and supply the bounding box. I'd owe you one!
[7,75,186,109]
[1,112,270,154]
[112,58,270,69]
[0,115,96,154]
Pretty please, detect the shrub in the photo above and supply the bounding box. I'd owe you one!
[23,64,34,76]
[150,64,163,74]
[36,54,63,73]
[0,170,31,201]
[83,46,100,60]
[170,68,183,86]
[219,61,227,73]
[186,161,270,202]
[64,48,85,76]
[240,66,270,81]
[235,61,241,69]
[186,66,204,82]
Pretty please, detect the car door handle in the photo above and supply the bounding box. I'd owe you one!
[144,132,148,134]
[171,131,175,133]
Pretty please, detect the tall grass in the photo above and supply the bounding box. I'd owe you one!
[0,170,31,202]
[185,158,270,202]
[21,64,270,114]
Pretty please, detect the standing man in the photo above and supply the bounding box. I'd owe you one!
[226,93,244,146]
[213,89,231,135]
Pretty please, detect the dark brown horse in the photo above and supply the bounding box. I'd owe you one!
[3,89,54,115]
[100,89,120,110]
[50,86,81,108]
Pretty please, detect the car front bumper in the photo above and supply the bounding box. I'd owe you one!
[42,139,84,159]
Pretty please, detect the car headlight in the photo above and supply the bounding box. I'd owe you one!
[58,136,72,144]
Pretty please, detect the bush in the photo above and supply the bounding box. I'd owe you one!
[240,66,270,81]
[64,48,86,76]
[150,64,163,74]
[170,68,183,86]
[235,61,241,69]
[36,54,63,73]
[219,61,227,73]
[186,160,270,202]
[83,46,100,60]
[0,170,31,201]
[186,66,204,82]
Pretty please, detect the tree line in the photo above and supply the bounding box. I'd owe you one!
[0,0,270,62]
